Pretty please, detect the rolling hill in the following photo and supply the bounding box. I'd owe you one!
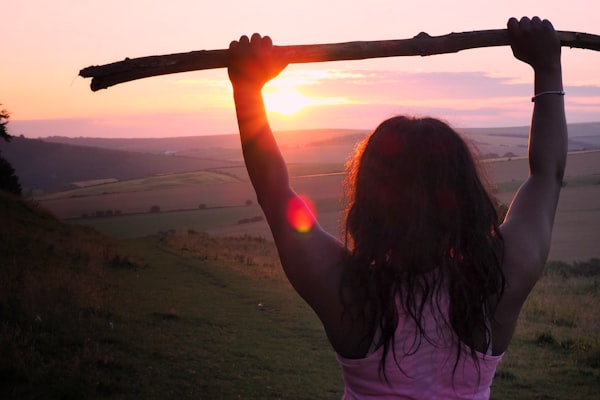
[0,137,241,194]
[2,123,599,195]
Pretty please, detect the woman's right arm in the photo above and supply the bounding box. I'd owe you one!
[228,34,348,334]
[497,17,568,330]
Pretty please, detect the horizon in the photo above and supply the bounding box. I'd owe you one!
[9,118,600,141]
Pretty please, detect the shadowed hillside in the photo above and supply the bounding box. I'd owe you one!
[0,137,240,194]
[0,192,341,399]
[4,123,600,195]
[0,191,140,398]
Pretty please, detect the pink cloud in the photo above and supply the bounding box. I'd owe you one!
[10,69,600,138]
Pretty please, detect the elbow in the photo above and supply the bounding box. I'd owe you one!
[555,155,567,185]
[530,158,566,187]
[255,185,293,212]
[521,241,552,286]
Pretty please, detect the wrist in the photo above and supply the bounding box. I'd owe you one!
[533,61,562,77]
[531,90,565,102]
[232,82,264,95]
[534,64,563,94]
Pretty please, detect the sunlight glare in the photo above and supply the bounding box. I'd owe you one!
[263,87,315,116]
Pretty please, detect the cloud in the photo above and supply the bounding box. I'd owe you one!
[302,69,524,100]
[279,68,600,127]
[11,68,600,138]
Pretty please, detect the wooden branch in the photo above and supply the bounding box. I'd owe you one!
[80,29,600,92]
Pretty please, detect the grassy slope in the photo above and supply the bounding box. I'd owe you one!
[106,235,342,399]
[1,193,598,399]
[0,193,342,399]
[0,192,129,398]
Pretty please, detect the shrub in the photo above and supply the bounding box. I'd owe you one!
[0,155,22,196]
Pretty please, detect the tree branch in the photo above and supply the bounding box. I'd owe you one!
[80,29,600,92]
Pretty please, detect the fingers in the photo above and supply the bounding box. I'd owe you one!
[506,16,561,69]
[227,33,285,88]
[230,34,272,53]
[507,16,557,48]
[251,33,273,53]
[520,17,532,33]
[229,35,249,52]
[507,17,519,39]
[250,33,261,50]
[541,18,555,32]
[507,16,555,34]
[262,35,273,49]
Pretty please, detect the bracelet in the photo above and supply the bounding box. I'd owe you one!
[531,90,565,102]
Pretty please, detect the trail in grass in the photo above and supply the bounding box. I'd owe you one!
[106,236,343,399]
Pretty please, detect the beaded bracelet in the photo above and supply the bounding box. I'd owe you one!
[531,90,565,102]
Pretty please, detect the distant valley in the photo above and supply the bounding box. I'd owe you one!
[2,123,599,195]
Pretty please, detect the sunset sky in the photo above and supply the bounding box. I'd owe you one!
[3,1,600,138]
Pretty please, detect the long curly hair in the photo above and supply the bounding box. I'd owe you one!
[341,116,505,376]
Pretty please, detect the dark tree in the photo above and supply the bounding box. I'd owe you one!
[0,156,22,195]
[0,104,23,195]
[0,106,11,142]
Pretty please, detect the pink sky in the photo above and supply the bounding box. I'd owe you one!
[3,1,600,138]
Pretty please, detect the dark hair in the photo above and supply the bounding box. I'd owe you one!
[341,116,504,376]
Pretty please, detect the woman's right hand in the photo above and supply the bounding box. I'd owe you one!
[227,33,288,91]
[507,17,561,72]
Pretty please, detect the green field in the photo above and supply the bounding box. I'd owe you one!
[1,195,598,399]
[38,169,245,200]
[51,151,600,263]
[3,150,599,398]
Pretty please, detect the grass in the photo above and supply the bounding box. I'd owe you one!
[102,235,343,399]
[491,263,600,399]
[73,205,268,239]
[68,196,343,240]
[37,162,345,202]
[495,174,600,194]
[0,192,136,399]
[2,192,599,399]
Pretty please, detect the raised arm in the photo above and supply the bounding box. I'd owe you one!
[228,34,291,212]
[228,34,346,327]
[499,17,567,307]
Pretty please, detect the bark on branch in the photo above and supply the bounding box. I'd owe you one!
[80,29,600,92]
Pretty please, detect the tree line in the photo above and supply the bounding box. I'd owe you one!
[0,104,22,196]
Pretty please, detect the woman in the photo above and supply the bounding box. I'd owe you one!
[227,16,567,399]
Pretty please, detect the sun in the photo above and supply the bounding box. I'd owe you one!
[263,87,315,116]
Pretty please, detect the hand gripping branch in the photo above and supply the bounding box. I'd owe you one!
[79,29,600,92]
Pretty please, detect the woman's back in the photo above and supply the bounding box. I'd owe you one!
[337,283,503,399]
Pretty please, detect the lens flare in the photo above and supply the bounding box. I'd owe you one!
[286,195,316,233]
